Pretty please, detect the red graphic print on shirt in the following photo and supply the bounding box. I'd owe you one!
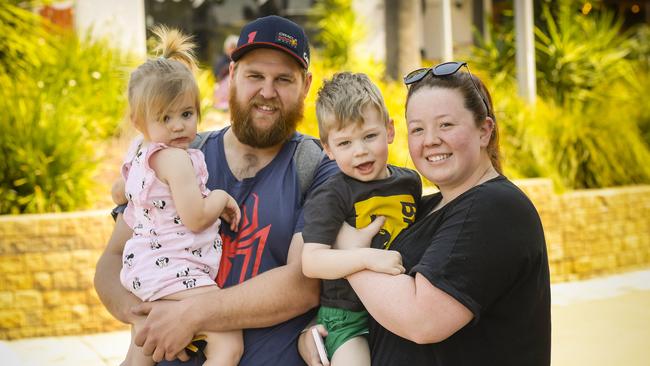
[217,193,271,286]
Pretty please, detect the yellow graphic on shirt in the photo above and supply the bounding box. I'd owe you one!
[354,194,416,249]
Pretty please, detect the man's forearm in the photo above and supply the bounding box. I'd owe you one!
[192,233,320,332]
[94,214,141,323]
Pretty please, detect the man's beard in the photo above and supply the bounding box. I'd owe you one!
[229,84,304,148]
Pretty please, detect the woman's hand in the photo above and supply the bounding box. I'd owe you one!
[298,324,330,366]
[335,216,385,250]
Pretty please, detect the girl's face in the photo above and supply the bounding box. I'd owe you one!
[406,86,492,193]
[140,93,198,149]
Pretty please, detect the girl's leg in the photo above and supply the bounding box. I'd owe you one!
[330,336,370,366]
[122,324,155,366]
[201,330,243,366]
[163,286,242,366]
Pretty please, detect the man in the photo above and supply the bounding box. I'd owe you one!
[94,15,338,365]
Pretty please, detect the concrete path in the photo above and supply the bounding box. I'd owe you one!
[2,269,649,365]
[551,269,650,366]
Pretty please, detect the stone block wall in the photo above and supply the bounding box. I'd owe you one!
[0,179,649,339]
[0,211,127,339]
[515,179,650,282]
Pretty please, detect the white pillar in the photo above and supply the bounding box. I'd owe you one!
[74,0,147,59]
[514,0,536,104]
[483,0,493,43]
[441,0,453,62]
[352,0,385,62]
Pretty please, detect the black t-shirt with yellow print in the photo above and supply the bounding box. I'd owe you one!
[302,165,422,311]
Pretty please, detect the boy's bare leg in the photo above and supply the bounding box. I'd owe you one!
[164,285,243,366]
[330,336,370,366]
[123,319,155,366]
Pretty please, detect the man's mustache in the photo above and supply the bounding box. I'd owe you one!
[249,96,282,110]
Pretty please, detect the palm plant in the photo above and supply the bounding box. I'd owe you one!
[309,0,367,69]
[471,11,517,89]
[469,2,650,189]
[534,4,634,105]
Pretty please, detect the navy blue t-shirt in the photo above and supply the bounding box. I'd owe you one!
[198,128,337,365]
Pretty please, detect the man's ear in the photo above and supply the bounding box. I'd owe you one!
[302,72,313,96]
[228,61,235,82]
[386,118,395,144]
[479,117,494,147]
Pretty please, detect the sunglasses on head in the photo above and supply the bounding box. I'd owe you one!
[403,61,490,115]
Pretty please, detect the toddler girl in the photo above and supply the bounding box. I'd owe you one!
[113,26,242,366]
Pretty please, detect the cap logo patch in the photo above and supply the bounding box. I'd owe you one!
[276,32,298,48]
[247,31,257,44]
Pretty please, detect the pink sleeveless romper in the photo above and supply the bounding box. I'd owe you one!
[119,138,222,301]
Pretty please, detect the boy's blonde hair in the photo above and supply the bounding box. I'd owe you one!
[128,26,200,130]
[315,72,389,143]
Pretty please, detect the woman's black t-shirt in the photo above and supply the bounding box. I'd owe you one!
[368,176,551,366]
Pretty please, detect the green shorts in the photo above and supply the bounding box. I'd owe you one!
[317,305,369,358]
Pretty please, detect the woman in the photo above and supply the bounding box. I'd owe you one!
[300,62,551,365]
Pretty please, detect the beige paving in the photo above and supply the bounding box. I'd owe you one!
[552,290,650,366]
[1,269,649,365]
[0,331,130,366]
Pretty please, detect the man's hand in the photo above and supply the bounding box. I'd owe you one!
[111,178,127,205]
[298,324,330,366]
[132,299,197,362]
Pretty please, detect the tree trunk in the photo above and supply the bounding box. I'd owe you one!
[384,0,421,81]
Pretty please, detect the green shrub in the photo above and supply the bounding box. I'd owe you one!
[626,25,650,146]
[533,98,650,189]
[486,81,543,180]
[0,2,55,77]
[196,67,217,120]
[0,73,99,214]
[309,0,364,69]
[535,4,634,105]
[471,13,516,88]
[469,3,650,189]
[40,32,130,139]
[0,3,130,214]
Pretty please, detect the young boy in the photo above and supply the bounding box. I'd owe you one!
[301,72,421,365]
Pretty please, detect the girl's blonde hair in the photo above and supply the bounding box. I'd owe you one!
[128,25,201,130]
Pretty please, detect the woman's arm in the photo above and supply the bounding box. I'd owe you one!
[150,148,240,232]
[302,243,404,279]
[336,218,472,344]
[347,270,472,344]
